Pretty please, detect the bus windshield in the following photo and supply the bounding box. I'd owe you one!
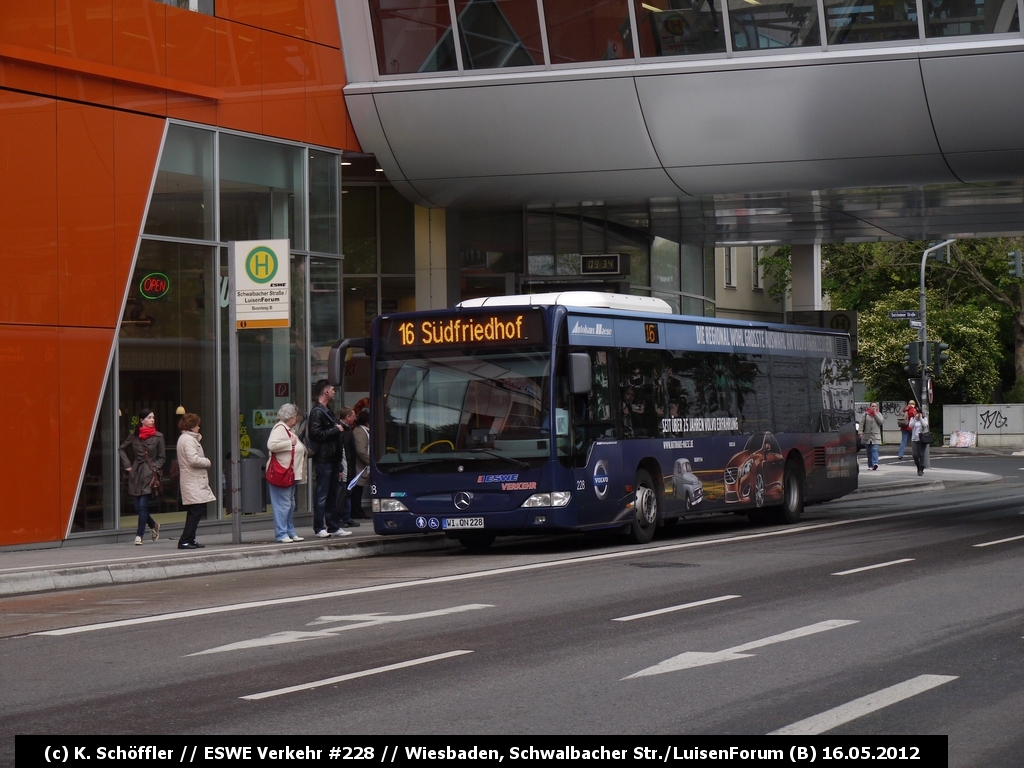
[376,349,552,471]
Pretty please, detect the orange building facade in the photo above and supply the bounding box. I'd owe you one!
[0,1,378,547]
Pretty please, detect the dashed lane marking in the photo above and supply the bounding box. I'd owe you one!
[623,620,858,679]
[240,650,473,700]
[769,675,958,735]
[832,558,915,576]
[613,595,740,622]
[973,533,1024,548]
[28,507,964,638]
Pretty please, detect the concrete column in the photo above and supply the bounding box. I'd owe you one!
[790,243,822,312]
[415,206,448,310]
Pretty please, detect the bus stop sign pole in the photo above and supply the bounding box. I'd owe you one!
[228,243,242,545]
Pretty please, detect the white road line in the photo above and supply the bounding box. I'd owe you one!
[240,650,472,700]
[769,675,958,735]
[973,533,1024,548]
[30,508,934,638]
[624,620,858,679]
[832,558,915,576]
[188,604,493,656]
[613,595,740,622]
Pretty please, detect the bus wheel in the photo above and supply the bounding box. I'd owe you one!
[457,532,496,551]
[629,470,659,544]
[753,473,766,508]
[773,460,804,524]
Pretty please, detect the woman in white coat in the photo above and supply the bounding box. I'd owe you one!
[176,413,216,549]
[267,403,308,543]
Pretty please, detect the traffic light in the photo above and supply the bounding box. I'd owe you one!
[932,341,950,378]
[903,341,921,377]
[1009,250,1023,279]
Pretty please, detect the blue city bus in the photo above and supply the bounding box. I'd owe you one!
[328,293,858,550]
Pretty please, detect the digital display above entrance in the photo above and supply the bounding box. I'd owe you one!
[580,254,627,275]
[381,311,545,353]
[140,272,169,300]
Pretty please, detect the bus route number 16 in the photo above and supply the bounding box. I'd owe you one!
[399,322,416,346]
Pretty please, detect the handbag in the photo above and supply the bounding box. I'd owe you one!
[266,426,296,488]
[920,432,934,445]
[142,449,162,497]
[897,416,908,429]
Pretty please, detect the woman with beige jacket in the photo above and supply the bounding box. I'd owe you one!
[176,413,216,549]
[267,403,308,543]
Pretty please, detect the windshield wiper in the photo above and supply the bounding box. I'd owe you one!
[466,449,530,468]
[382,458,450,473]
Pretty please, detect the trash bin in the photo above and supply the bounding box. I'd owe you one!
[240,453,267,514]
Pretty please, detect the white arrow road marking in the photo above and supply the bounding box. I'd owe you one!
[974,533,1024,547]
[188,604,492,656]
[832,558,915,576]
[623,620,858,679]
[241,650,474,701]
[613,595,740,622]
[769,674,958,735]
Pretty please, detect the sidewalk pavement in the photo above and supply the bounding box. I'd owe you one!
[0,452,1006,598]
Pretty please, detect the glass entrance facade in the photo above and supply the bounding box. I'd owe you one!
[71,123,414,535]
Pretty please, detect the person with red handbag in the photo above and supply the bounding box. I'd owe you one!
[267,404,322,542]
[175,413,215,549]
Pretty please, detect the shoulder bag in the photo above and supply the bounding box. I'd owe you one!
[266,427,296,488]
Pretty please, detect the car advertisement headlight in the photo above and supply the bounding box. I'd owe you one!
[521,492,571,508]
[372,498,408,513]
[741,459,754,476]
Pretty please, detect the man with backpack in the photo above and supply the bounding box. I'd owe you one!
[307,379,350,538]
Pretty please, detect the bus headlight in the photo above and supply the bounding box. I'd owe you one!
[521,492,571,508]
[372,499,408,513]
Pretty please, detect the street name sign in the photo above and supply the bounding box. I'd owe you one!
[888,310,920,320]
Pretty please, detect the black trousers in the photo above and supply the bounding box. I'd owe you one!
[912,441,926,473]
[180,502,207,544]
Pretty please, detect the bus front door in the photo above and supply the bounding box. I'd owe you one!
[576,440,627,529]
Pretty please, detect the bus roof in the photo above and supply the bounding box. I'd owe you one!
[457,292,674,315]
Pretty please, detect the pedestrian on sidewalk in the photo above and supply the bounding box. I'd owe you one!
[307,380,351,539]
[176,413,215,550]
[897,400,917,460]
[119,409,164,545]
[910,410,930,476]
[350,409,371,520]
[267,404,307,543]
[336,406,361,526]
[860,402,884,470]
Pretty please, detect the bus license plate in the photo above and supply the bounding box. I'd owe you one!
[442,517,484,530]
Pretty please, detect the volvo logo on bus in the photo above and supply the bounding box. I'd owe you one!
[454,491,474,510]
[593,460,610,500]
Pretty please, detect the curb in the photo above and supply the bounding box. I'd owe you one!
[0,534,456,597]
[844,480,946,500]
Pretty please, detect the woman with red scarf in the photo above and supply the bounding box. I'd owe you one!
[119,409,165,545]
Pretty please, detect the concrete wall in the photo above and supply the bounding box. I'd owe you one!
[943,405,1024,447]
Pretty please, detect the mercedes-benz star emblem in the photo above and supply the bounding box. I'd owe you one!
[454,491,473,510]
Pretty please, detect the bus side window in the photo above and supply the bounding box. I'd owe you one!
[571,349,614,466]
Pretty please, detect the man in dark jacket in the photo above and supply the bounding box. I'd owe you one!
[336,406,361,526]
[308,379,348,537]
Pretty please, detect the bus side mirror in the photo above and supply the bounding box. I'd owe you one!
[569,352,592,396]
[328,338,369,390]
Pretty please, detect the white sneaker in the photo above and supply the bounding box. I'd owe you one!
[289,535,304,541]
[333,529,353,537]
[134,536,143,545]
[277,536,293,543]
[315,530,330,538]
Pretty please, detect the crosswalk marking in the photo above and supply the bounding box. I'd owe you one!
[974,533,1024,548]
[241,651,473,700]
[769,675,958,735]
[623,620,858,679]
[832,558,915,576]
[613,595,740,622]
[189,604,492,656]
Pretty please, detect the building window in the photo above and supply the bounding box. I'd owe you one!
[752,247,763,290]
[724,247,736,288]
[154,0,215,15]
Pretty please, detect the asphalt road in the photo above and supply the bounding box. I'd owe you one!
[3,467,1024,767]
